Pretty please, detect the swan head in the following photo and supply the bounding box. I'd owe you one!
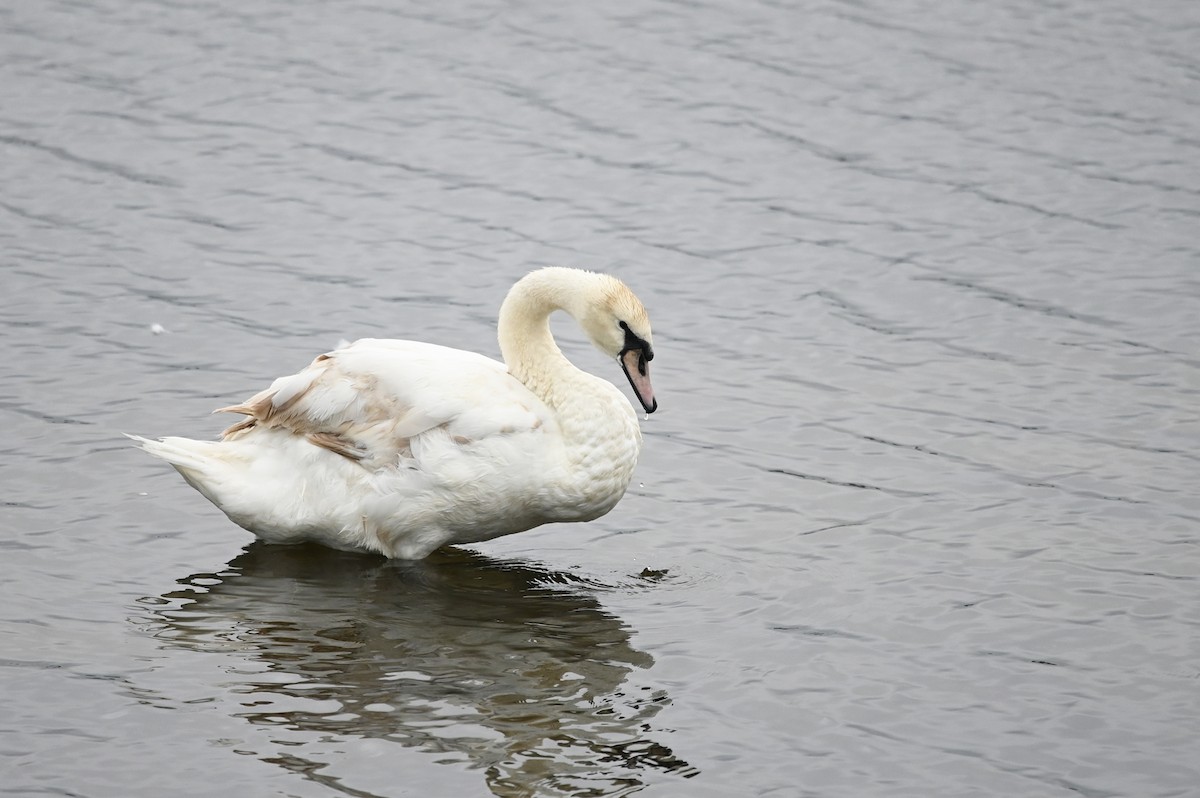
[500,267,659,414]
[579,276,658,414]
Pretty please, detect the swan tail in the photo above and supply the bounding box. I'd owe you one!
[127,431,361,547]
[126,433,221,476]
[125,433,247,512]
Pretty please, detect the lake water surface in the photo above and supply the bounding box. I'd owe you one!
[2,0,1199,796]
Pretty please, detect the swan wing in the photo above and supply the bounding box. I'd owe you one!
[216,338,550,469]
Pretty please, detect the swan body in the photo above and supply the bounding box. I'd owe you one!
[131,267,658,559]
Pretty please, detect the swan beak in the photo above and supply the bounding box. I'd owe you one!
[620,349,657,414]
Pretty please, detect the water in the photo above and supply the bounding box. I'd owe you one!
[2,0,1198,796]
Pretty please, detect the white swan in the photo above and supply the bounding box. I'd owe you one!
[130,267,658,559]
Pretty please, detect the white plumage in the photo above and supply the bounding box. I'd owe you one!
[130,267,658,559]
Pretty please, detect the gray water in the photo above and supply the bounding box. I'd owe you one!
[2,0,1198,796]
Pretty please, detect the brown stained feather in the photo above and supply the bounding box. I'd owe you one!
[214,386,275,420]
[213,353,334,424]
[221,416,257,439]
[215,382,309,423]
[209,351,419,467]
[306,432,366,461]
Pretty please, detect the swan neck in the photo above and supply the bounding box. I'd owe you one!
[498,269,597,396]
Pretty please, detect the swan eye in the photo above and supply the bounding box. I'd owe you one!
[618,320,653,363]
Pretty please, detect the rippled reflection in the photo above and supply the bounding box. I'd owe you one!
[138,544,694,796]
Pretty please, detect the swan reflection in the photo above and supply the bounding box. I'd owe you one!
[139,544,694,796]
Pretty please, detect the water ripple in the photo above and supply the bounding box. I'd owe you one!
[2,0,1199,796]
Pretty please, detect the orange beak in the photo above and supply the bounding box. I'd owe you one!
[620,348,657,413]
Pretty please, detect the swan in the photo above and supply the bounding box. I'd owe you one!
[129,267,658,559]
